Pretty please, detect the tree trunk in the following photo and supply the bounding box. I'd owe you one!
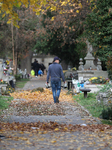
[11,22,15,75]
[15,22,18,75]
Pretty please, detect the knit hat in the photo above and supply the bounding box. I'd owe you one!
[53,56,61,61]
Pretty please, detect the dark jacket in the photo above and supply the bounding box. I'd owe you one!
[33,61,40,70]
[47,62,65,83]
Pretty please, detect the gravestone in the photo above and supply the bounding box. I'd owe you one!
[77,40,108,81]
[0,59,9,83]
[0,59,8,95]
[83,40,96,70]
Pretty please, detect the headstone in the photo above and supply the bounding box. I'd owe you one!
[0,59,9,83]
[77,40,108,80]
[83,40,96,70]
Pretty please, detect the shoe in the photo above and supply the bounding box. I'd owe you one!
[35,76,37,78]
[56,96,59,103]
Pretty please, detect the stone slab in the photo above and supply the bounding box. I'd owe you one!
[84,84,104,93]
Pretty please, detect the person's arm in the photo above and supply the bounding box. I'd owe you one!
[60,66,65,82]
[47,67,50,83]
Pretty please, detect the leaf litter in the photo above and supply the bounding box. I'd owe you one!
[0,88,112,149]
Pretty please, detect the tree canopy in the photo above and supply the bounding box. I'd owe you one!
[85,0,112,62]
[0,0,86,27]
[32,0,91,66]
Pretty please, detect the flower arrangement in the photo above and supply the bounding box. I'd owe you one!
[89,76,109,84]
[0,79,7,84]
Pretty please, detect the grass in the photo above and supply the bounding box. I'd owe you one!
[73,93,104,118]
[73,93,112,125]
[101,119,112,125]
[0,96,13,110]
[15,78,30,88]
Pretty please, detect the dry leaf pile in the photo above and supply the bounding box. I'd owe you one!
[10,88,72,102]
[2,89,74,116]
[0,121,112,133]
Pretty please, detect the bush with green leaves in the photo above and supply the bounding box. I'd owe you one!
[97,82,112,93]
[14,74,22,81]
[100,105,112,120]
[96,82,112,120]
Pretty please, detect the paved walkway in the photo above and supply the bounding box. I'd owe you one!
[1,75,112,150]
[16,76,46,91]
[4,75,100,125]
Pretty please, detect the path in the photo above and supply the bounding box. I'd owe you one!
[2,75,99,125]
[0,75,112,150]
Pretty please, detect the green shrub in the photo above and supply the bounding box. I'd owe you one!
[100,105,112,120]
[97,83,112,93]
[14,74,22,81]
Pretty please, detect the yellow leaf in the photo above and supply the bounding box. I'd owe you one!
[2,13,5,18]
[19,131,24,134]
[17,2,21,7]
[25,4,28,8]
[36,12,40,15]
[51,16,54,21]
[7,20,11,24]
[76,10,79,13]
[43,0,47,5]
[64,127,68,130]
[15,24,20,28]
[47,6,50,9]
[51,140,57,143]
[6,10,10,14]
[61,1,66,6]
[60,10,63,14]
[54,128,59,131]
[79,3,82,8]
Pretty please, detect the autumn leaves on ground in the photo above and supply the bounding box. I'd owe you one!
[7,88,74,116]
[0,83,112,149]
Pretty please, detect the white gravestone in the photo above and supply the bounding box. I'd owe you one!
[0,59,9,83]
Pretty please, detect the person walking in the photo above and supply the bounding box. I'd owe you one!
[33,59,40,77]
[46,56,65,103]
